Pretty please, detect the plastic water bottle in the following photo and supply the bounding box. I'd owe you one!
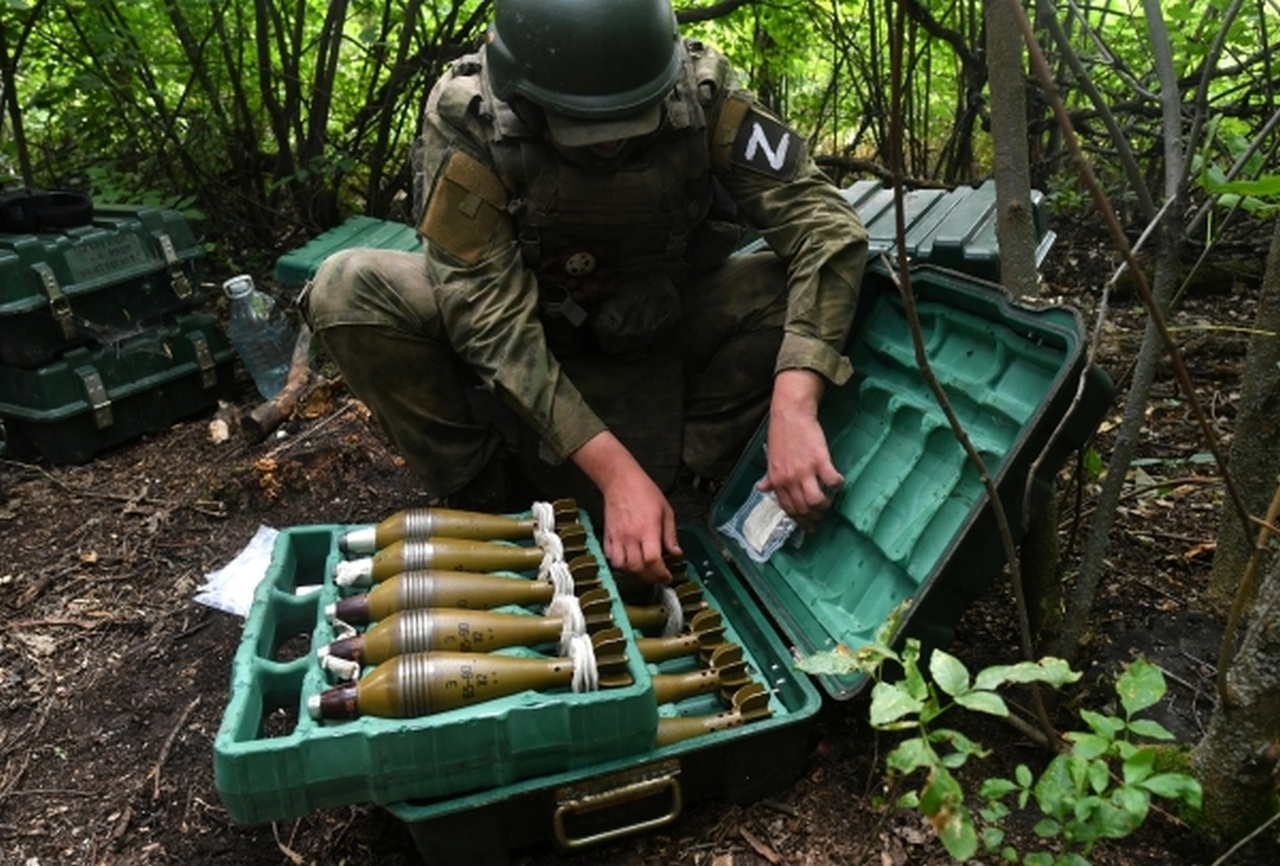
[223,274,296,400]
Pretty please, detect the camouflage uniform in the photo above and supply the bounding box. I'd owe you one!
[304,39,868,504]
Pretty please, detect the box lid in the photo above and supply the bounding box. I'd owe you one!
[737,179,1053,281]
[708,263,1114,700]
[274,215,420,288]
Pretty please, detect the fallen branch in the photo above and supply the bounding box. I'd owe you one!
[150,696,201,800]
[241,324,315,444]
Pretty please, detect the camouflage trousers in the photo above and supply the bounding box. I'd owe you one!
[302,248,788,500]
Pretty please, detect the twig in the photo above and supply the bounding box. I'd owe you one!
[15,565,79,608]
[149,696,201,800]
[1210,809,1280,866]
[273,821,307,865]
[0,699,54,803]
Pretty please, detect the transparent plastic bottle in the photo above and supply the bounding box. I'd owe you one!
[223,274,296,399]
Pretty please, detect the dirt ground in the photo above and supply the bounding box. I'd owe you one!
[2,218,1278,866]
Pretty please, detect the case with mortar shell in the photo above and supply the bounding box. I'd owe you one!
[0,205,205,369]
[212,511,666,825]
[0,309,236,464]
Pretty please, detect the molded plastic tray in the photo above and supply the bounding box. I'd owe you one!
[213,513,661,826]
[710,263,1113,700]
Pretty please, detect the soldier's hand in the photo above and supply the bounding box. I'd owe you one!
[758,369,843,530]
[571,431,682,583]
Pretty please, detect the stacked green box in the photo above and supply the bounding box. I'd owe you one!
[0,206,205,369]
[0,310,236,464]
[213,512,661,826]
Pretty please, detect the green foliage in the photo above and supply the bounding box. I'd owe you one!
[797,639,1201,864]
[1194,115,1280,218]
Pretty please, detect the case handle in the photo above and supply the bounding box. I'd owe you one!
[553,759,682,849]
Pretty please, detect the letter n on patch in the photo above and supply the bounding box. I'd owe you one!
[730,109,802,181]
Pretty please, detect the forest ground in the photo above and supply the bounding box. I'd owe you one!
[2,212,1278,866]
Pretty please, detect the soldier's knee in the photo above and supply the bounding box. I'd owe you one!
[304,248,378,323]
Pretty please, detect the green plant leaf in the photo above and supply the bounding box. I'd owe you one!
[901,640,929,702]
[1054,853,1093,866]
[887,737,936,774]
[1116,658,1166,716]
[1127,718,1176,741]
[980,801,1011,822]
[930,649,971,697]
[973,657,1081,691]
[1033,817,1062,838]
[981,776,1019,800]
[1141,772,1203,808]
[1066,732,1110,760]
[1035,755,1076,818]
[1123,747,1156,785]
[795,647,864,676]
[935,728,989,756]
[1016,764,1034,787]
[920,769,978,860]
[870,680,924,727]
[1025,852,1054,866]
[1104,787,1149,837]
[1079,708,1125,739]
[954,690,1009,716]
[1088,758,1111,794]
[1210,175,1280,197]
[874,598,912,647]
[982,826,1005,851]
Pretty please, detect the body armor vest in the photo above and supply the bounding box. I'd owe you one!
[448,43,730,285]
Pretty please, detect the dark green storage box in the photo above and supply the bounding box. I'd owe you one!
[274,215,420,289]
[737,178,1053,280]
[0,310,235,464]
[0,206,205,368]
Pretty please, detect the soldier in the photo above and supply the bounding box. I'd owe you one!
[303,0,868,584]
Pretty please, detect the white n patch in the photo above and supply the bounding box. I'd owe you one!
[744,122,791,171]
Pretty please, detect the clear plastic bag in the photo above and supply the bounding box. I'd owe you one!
[719,485,802,563]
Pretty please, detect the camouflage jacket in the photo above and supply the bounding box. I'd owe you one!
[413,39,868,464]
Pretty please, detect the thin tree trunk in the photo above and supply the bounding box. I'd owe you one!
[1060,3,1185,660]
[987,0,1061,644]
[1193,512,1280,838]
[1207,220,1280,612]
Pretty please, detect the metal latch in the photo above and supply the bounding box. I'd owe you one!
[75,365,113,430]
[32,262,76,339]
[552,758,682,849]
[188,332,217,388]
[155,232,193,300]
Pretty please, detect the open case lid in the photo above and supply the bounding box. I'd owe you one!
[708,263,1115,700]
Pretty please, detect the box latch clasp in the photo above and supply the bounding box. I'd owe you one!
[187,332,217,388]
[553,758,682,849]
[154,231,193,300]
[75,365,113,430]
[33,261,76,339]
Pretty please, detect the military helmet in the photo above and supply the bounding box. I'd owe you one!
[486,0,683,133]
